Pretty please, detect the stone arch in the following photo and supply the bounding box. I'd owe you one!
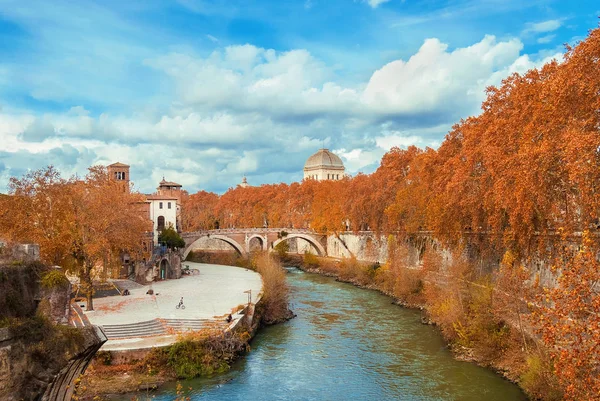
[159,258,170,280]
[272,234,326,256]
[183,234,246,259]
[247,234,266,252]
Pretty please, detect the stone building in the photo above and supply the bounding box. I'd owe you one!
[107,162,130,192]
[303,148,345,181]
[108,163,183,245]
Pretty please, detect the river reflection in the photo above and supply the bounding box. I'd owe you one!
[113,267,527,401]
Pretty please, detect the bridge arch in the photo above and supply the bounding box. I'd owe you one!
[183,234,246,259]
[247,234,267,252]
[272,234,326,257]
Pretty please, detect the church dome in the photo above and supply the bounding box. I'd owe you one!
[304,149,344,170]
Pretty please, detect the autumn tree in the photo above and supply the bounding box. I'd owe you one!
[0,166,76,265]
[533,231,600,400]
[68,166,150,310]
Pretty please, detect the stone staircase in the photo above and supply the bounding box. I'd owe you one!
[101,319,166,339]
[100,318,227,339]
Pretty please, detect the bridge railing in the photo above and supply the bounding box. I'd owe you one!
[182,228,319,237]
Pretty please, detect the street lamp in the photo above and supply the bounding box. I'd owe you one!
[243,289,252,305]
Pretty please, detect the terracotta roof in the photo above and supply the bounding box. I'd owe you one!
[145,194,179,201]
[108,162,130,167]
[159,179,182,187]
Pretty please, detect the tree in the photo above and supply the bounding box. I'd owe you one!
[533,231,600,400]
[68,166,150,311]
[158,225,185,249]
[0,166,76,266]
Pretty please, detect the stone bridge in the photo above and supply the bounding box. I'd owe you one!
[181,228,328,259]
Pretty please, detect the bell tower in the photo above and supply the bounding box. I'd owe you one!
[108,162,130,192]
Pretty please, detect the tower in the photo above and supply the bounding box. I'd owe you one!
[108,162,130,192]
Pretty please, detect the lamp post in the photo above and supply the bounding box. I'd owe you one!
[243,289,252,306]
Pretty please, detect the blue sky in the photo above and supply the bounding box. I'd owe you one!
[0,0,598,193]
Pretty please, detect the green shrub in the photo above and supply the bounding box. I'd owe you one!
[96,350,113,366]
[274,241,289,258]
[303,251,319,269]
[41,270,69,289]
[158,226,186,249]
[520,354,563,401]
[142,331,248,379]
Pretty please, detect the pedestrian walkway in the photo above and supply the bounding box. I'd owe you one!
[84,262,262,351]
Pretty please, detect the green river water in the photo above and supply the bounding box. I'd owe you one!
[117,267,527,401]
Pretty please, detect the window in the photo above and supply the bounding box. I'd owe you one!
[157,216,165,231]
[327,174,330,179]
[159,202,163,209]
[168,202,171,209]
[336,174,339,179]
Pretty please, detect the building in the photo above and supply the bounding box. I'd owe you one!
[108,163,184,245]
[146,194,178,244]
[107,162,130,192]
[238,176,250,188]
[303,148,345,181]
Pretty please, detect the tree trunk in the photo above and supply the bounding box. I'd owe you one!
[81,262,94,311]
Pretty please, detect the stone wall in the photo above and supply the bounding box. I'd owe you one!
[326,232,559,287]
[41,326,107,401]
[326,233,389,263]
[0,316,106,401]
[0,263,107,401]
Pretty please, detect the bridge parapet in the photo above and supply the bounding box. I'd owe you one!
[182,228,317,238]
[181,228,328,258]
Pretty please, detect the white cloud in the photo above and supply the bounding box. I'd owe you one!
[145,35,553,124]
[366,0,391,8]
[367,0,391,8]
[537,34,556,44]
[362,35,525,116]
[524,19,563,34]
[1,34,566,193]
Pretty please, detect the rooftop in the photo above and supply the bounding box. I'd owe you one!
[108,162,130,168]
[304,148,345,170]
[159,178,182,187]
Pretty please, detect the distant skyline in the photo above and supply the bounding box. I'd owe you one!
[0,0,598,193]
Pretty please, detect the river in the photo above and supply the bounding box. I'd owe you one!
[117,267,526,401]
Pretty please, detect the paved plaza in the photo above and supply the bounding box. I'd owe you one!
[84,262,262,350]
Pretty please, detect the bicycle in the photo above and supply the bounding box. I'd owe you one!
[176,302,185,310]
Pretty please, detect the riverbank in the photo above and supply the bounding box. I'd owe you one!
[284,252,559,401]
[104,261,527,401]
[75,257,293,400]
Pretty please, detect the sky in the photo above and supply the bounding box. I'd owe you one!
[0,1,598,194]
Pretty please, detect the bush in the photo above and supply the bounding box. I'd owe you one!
[142,330,249,379]
[158,226,185,249]
[302,251,319,269]
[520,354,563,401]
[41,270,69,289]
[96,350,112,366]
[274,241,289,258]
[254,253,293,325]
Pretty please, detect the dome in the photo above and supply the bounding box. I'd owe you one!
[304,149,344,170]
